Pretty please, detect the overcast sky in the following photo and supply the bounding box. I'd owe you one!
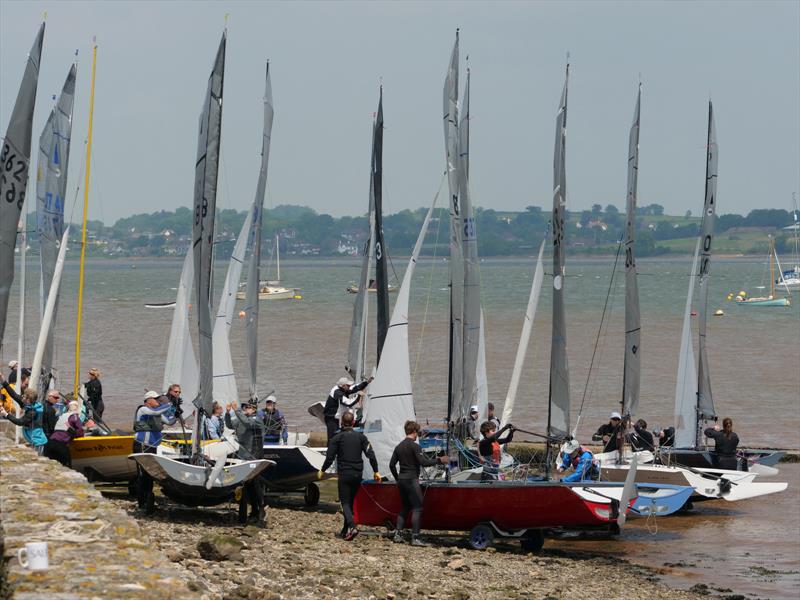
[1,0,798,224]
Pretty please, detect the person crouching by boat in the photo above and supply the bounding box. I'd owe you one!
[478,421,515,481]
[389,420,448,546]
[319,411,380,541]
[84,368,104,420]
[205,402,224,440]
[628,419,655,452]
[133,390,178,510]
[260,395,288,445]
[557,439,600,483]
[324,376,373,443]
[0,372,48,454]
[704,418,740,471]
[226,399,267,526]
[44,401,83,467]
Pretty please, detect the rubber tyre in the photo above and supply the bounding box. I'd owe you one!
[469,524,494,550]
[304,482,321,507]
[520,530,545,552]
[238,494,248,524]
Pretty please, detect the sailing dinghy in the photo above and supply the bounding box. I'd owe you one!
[128,32,272,509]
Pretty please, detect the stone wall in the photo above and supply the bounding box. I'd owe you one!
[0,435,199,599]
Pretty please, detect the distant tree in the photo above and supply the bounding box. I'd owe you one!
[685,210,692,219]
[605,204,619,215]
[579,210,592,228]
[745,209,791,228]
[591,204,603,216]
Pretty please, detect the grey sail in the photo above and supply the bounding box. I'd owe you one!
[192,32,226,419]
[695,101,718,442]
[622,85,641,418]
[0,22,44,351]
[36,64,76,380]
[244,63,274,400]
[547,64,570,439]
[459,69,481,418]
[373,88,390,361]
[444,31,464,424]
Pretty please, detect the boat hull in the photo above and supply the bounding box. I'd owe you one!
[236,287,297,300]
[659,448,785,471]
[354,480,620,532]
[70,435,137,482]
[260,445,329,491]
[735,297,791,306]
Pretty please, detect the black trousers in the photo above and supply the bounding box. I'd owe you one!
[44,439,71,467]
[325,417,338,444]
[396,478,424,535]
[245,479,264,514]
[337,474,362,532]
[133,441,156,507]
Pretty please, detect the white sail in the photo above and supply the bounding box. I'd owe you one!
[501,238,545,426]
[475,310,488,423]
[163,251,199,402]
[212,208,253,405]
[674,238,701,448]
[362,195,438,478]
[28,228,69,393]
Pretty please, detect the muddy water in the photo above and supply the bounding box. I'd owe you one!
[550,463,800,599]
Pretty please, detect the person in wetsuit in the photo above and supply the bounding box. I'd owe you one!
[323,376,373,442]
[628,418,655,452]
[704,417,740,471]
[389,420,448,546]
[320,411,380,541]
[593,411,622,453]
[84,368,104,420]
[478,421,515,480]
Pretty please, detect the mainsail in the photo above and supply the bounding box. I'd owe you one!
[501,238,546,426]
[36,64,76,381]
[362,194,438,478]
[373,89,389,361]
[444,32,464,424]
[547,64,571,439]
[674,238,701,448]
[163,251,199,403]
[192,32,226,428]
[243,63,274,400]
[621,86,641,418]
[0,22,44,351]
[694,101,718,444]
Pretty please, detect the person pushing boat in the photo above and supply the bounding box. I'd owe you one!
[133,390,178,511]
[389,420,448,546]
[323,376,373,442]
[319,411,380,541]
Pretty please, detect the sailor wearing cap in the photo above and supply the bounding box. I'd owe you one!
[225,398,267,525]
[556,438,599,483]
[259,395,288,445]
[323,375,374,442]
[133,390,178,511]
[465,405,481,443]
[592,411,623,453]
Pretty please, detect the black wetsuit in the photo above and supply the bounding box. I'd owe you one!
[629,425,655,452]
[704,428,740,470]
[323,381,369,442]
[389,437,441,536]
[85,378,104,419]
[321,427,378,535]
[594,422,622,453]
[478,425,514,480]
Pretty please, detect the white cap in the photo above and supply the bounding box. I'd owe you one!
[338,377,354,387]
[610,411,622,420]
[8,360,18,370]
[560,439,581,455]
[265,395,277,403]
[144,390,160,400]
[469,405,479,414]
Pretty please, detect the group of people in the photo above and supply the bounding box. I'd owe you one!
[592,411,676,454]
[0,362,104,467]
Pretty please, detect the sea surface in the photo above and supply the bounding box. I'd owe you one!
[2,254,799,597]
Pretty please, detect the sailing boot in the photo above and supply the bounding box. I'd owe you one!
[392,531,405,544]
[410,536,429,547]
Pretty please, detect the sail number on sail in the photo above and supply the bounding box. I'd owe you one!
[2,143,29,209]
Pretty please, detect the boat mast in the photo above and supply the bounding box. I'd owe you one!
[695,101,718,448]
[275,234,280,283]
[74,40,97,399]
[15,208,27,443]
[546,61,570,477]
[373,87,389,362]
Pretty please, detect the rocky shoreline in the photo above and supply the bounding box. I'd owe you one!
[103,485,709,600]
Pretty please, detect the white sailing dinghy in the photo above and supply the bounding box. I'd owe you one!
[236,234,299,300]
[129,32,272,507]
[598,100,786,501]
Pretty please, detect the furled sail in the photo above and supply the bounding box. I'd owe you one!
[459,69,481,419]
[243,63,274,400]
[36,64,76,380]
[674,238,701,448]
[443,31,464,425]
[0,23,44,350]
[695,101,718,438]
[622,85,641,418]
[547,64,571,439]
[373,88,390,361]
[192,32,226,420]
[474,310,488,422]
[163,251,199,403]
[362,193,438,478]
[212,208,253,405]
[501,238,545,426]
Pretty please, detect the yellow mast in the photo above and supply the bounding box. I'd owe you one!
[74,41,97,398]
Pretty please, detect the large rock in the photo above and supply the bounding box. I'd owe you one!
[197,534,245,562]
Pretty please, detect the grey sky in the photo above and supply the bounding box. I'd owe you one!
[2,0,798,224]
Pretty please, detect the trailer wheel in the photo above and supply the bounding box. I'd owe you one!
[520,530,545,552]
[469,524,494,550]
[304,483,321,507]
[238,492,248,524]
